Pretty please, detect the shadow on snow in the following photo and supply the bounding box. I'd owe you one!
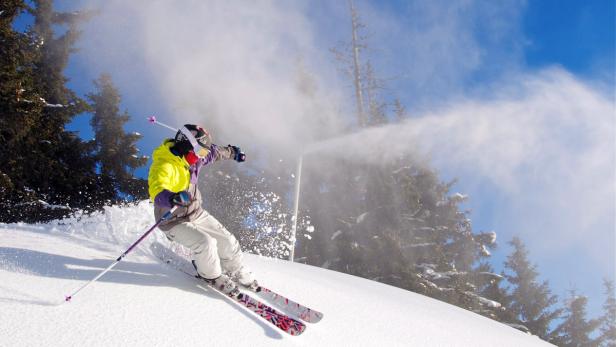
[0,247,283,339]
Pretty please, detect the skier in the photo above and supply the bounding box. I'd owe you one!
[148,124,256,295]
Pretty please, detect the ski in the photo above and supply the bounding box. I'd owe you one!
[151,243,306,335]
[250,285,324,323]
[196,274,306,336]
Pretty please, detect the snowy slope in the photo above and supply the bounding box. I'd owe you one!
[0,202,553,346]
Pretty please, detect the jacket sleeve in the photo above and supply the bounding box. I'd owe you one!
[154,190,174,208]
[148,161,177,205]
[202,144,236,164]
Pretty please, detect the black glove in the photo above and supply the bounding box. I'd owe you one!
[229,145,246,162]
[169,191,191,207]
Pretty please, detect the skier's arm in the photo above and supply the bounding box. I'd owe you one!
[205,144,246,163]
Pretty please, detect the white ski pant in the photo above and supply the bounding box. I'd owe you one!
[164,212,243,279]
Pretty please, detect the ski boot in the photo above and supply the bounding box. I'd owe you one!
[204,273,240,297]
[232,266,259,291]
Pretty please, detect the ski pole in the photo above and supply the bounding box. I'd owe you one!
[147,115,177,132]
[64,206,177,302]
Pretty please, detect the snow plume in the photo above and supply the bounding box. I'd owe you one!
[308,68,615,275]
[71,0,612,302]
[76,0,345,159]
[73,0,528,158]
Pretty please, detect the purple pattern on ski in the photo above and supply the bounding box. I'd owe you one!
[152,242,307,335]
[254,286,324,323]
[235,292,306,336]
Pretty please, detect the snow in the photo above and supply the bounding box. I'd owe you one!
[465,291,502,308]
[479,272,504,280]
[405,242,437,248]
[331,230,342,240]
[0,202,553,346]
[14,200,71,210]
[44,103,66,108]
[356,212,368,224]
[486,231,497,244]
[21,96,67,108]
[451,193,468,200]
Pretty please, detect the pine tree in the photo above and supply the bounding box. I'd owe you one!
[393,99,407,122]
[0,1,102,221]
[504,237,562,340]
[551,290,601,347]
[296,0,501,324]
[364,62,388,126]
[0,0,36,209]
[87,74,147,202]
[474,262,516,322]
[599,280,616,347]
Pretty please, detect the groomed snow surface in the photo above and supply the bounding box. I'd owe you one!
[0,202,553,346]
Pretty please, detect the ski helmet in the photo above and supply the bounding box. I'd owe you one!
[173,124,212,157]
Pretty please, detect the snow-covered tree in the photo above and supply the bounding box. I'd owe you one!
[0,0,37,214]
[87,73,147,202]
[0,0,102,222]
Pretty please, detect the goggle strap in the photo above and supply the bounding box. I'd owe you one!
[179,126,207,155]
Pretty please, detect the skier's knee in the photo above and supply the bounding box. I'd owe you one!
[193,237,217,255]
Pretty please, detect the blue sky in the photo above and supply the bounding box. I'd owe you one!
[15,0,615,321]
[524,0,614,77]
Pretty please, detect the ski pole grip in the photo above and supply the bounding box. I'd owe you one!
[162,206,178,220]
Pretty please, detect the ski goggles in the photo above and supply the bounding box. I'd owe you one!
[178,126,210,158]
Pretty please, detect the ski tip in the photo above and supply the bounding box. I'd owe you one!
[310,312,324,323]
[290,324,307,336]
[299,311,324,324]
